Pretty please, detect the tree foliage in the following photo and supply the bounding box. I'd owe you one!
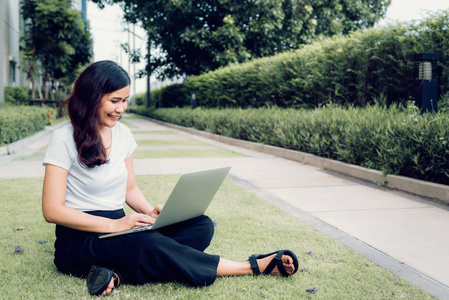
[21,0,92,98]
[409,9,449,94]
[93,0,390,79]
[141,9,449,110]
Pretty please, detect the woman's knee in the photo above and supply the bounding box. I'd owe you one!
[197,215,214,233]
[192,215,215,250]
[163,215,215,251]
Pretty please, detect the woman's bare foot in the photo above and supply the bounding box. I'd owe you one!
[101,278,114,296]
[217,251,297,277]
[87,266,121,296]
[256,253,295,275]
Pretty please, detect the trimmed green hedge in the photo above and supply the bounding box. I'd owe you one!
[150,84,190,108]
[4,87,31,106]
[133,92,146,106]
[134,103,449,186]
[151,10,449,109]
[0,106,58,146]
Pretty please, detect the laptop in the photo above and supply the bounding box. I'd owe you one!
[99,166,231,239]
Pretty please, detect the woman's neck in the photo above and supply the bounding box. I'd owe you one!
[99,126,112,154]
[99,125,111,138]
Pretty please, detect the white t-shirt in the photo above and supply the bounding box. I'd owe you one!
[43,122,137,211]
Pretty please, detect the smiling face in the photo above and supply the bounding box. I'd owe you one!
[97,85,130,130]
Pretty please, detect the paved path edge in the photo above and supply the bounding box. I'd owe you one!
[149,118,449,205]
[0,120,69,165]
[229,174,449,299]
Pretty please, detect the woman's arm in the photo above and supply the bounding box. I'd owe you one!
[42,164,153,232]
[124,155,162,219]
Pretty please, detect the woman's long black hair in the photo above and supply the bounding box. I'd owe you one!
[61,60,130,168]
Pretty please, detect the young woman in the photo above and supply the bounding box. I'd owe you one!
[42,60,298,296]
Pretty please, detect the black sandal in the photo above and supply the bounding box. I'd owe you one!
[248,250,299,277]
[86,265,120,296]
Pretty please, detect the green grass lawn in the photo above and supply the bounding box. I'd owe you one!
[133,149,247,159]
[131,130,178,135]
[0,176,432,299]
[136,139,211,146]
[119,119,137,129]
[123,115,144,119]
[14,152,46,161]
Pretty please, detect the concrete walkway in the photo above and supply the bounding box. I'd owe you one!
[1,116,449,299]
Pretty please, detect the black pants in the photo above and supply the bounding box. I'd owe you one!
[54,209,220,286]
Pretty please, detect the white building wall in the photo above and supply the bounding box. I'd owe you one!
[8,0,20,86]
[1,0,7,105]
[0,0,23,106]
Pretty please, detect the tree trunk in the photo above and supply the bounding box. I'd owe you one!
[146,35,152,108]
[37,78,44,99]
[31,81,36,99]
[43,74,49,99]
[373,0,379,26]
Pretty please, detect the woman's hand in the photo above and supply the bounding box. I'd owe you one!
[149,204,163,219]
[111,212,155,232]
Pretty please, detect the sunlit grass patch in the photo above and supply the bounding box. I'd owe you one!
[0,176,432,299]
[133,149,246,159]
[13,152,45,161]
[131,130,177,134]
[119,119,137,129]
[122,115,143,119]
[136,139,211,146]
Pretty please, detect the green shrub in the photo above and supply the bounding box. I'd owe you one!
[4,87,31,105]
[150,88,163,107]
[133,92,146,106]
[0,106,58,145]
[159,84,190,107]
[411,10,449,94]
[184,24,419,108]
[175,10,449,109]
[145,85,190,108]
[135,104,449,186]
